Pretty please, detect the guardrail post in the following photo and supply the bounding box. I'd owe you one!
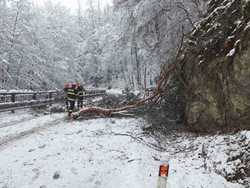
[11,93,15,113]
[49,92,52,106]
[32,93,37,100]
[157,155,170,188]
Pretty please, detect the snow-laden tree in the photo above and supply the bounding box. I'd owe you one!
[0,0,34,89]
[112,0,209,89]
[0,0,82,90]
[0,0,208,91]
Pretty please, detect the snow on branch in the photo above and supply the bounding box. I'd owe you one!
[71,31,185,119]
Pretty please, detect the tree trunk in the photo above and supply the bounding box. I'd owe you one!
[132,27,141,89]
[97,0,101,25]
[11,1,20,49]
[134,42,141,89]
[71,32,185,120]
[144,67,147,90]
[7,1,20,86]
[1,0,6,7]
[89,0,94,29]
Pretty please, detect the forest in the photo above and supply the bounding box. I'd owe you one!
[0,0,207,90]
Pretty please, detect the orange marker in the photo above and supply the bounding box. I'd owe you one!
[159,165,169,177]
[157,154,170,188]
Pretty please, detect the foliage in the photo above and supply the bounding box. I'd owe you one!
[0,0,207,91]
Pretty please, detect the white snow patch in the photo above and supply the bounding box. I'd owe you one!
[226,48,236,57]
[244,21,250,32]
[235,20,243,28]
[0,113,64,142]
[0,112,247,188]
[0,110,34,124]
[106,89,123,95]
[0,117,161,188]
[227,35,236,41]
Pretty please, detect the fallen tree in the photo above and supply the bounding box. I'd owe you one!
[71,32,185,120]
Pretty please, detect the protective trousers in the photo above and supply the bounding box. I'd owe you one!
[78,97,83,108]
[65,97,69,109]
[68,100,75,116]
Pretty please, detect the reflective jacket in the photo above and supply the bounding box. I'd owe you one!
[77,86,85,100]
[67,87,78,101]
[64,87,69,97]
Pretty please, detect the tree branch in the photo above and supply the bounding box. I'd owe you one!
[72,31,185,119]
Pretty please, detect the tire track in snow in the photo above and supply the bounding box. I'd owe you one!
[0,117,65,149]
[0,116,38,129]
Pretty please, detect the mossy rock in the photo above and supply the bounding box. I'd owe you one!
[209,102,223,123]
[242,0,250,19]
[187,101,206,124]
[230,94,247,114]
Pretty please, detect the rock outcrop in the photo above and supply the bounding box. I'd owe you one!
[181,0,250,132]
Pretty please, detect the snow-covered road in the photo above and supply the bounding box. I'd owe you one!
[0,113,159,188]
[0,113,64,147]
[0,112,247,188]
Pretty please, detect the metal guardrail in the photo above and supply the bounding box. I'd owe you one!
[0,89,106,113]
[0,91,61,113]
[85,89,106,95]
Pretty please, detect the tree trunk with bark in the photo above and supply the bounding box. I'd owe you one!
[71,32,185,120]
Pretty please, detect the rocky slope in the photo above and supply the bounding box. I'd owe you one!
[181,0,250,132]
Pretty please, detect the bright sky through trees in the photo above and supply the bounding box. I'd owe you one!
[32,0,113,13]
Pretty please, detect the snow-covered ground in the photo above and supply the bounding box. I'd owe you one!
[0,113,64,144]
[106,89,124,95]
[0,110,34,125]
[0,112,248,188]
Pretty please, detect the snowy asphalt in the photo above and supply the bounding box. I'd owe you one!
[0,112,246,188]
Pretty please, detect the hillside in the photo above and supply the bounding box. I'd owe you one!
[180,0,250,132]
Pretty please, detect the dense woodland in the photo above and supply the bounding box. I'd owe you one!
[0,0,208,90]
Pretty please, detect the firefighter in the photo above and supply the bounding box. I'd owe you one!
[67,83,78,117]
[64,82,69,109]
[77,82,85,108]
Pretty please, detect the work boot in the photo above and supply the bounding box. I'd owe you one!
[68,110,72,118]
